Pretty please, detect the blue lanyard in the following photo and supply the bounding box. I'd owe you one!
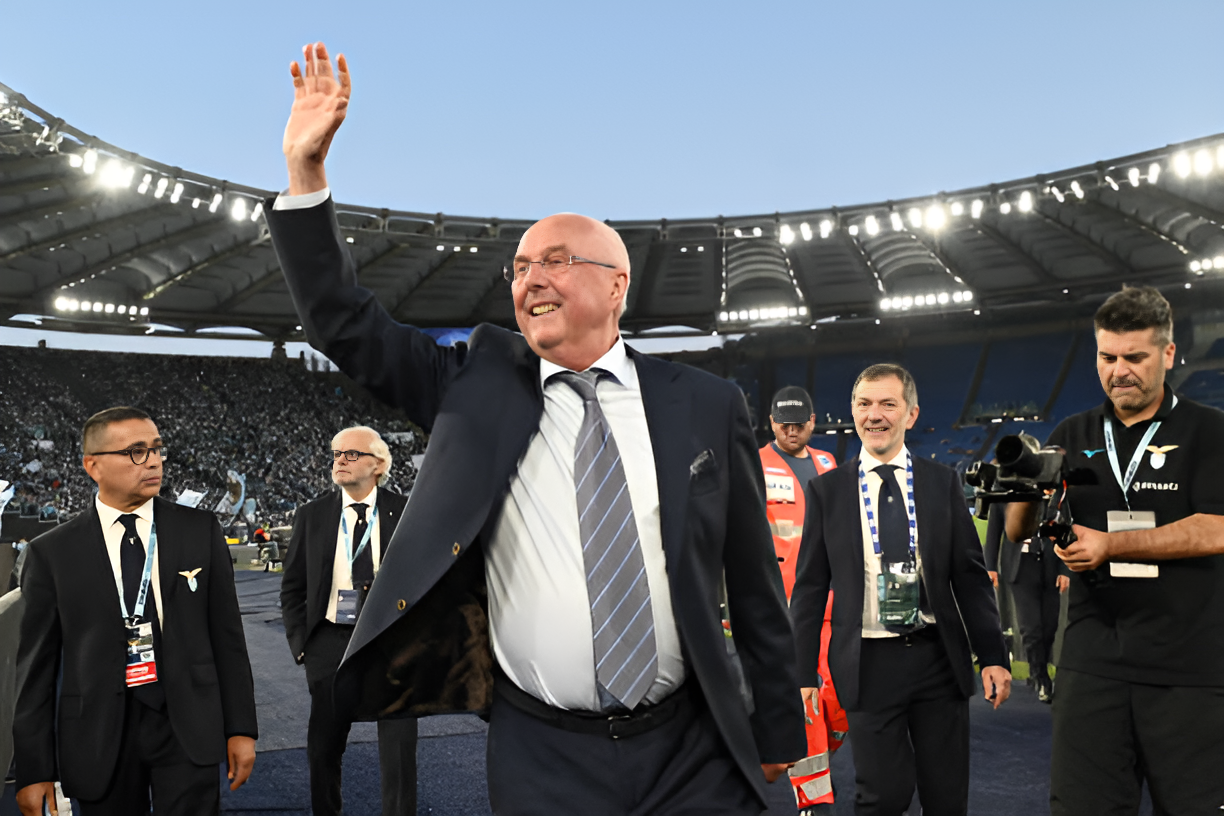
[1103,395,1177,511]
[118,519,158,620]
[859,453,917,558]
[340,504,377,567]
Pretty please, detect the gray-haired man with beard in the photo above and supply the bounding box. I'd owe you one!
[280,426,417,816]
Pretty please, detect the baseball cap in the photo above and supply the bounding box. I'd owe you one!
[771,386,813,424]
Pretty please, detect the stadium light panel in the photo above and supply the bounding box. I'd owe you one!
[788,307,798,317]
[1173,152,1191,179]
[890,212,904,231]
[799,222,812,241]
[436,244,445,251]
[137,173,152,194]
[82,149,98,175]
[798,306,807,316]
[1215,256,1224,268]
[470,247,478,253]
[819,220,833,239]
[104,303,115,313]
[752,227,762,237]
[1148,162,1161,184]
[80,301,91,310]
[926,206,947,230]
[748,309,759,320]
[54,297,67,310]
[209,193,223,213]
[453,246,461,252]
[938,292,950,304]
[250,202,263,222]
[865,216,879,236]
[738,310,748,320]
[733,228,743,238]
[999,202,1012,214]
[779,224,795,245]
[1105,176,1119,191]
[1018,191,1033,212]
[971,199,984,219]
[950,202,965,217]
[231,198,248,221]
[1194,149,1213,177]
[718,311,728,321]
[100,160,134,189]
[1051,186,1065,203]
[140,306,149,316]
[92,302,103,312]
[952,292,964,303]
[192,198,201,209]
[907,208,923,228]
[68,299,79,311]
[1070,180,1084,200]
[847,224,859,236]
[118,305,127,314]
[68,153,83,168]
[880,298,891,311]
[1204,259,1214,270]
[964,291,974,302]
[1128,167,1141,187]
[154,177,168,198]
[170,182,184,203]
[1190,260,1202,272]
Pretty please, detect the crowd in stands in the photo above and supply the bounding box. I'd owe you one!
[0,346,425,529]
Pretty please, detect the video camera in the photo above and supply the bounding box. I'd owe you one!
[965,432,1096,549]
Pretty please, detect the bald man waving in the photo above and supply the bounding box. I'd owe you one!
[267,43,804,815]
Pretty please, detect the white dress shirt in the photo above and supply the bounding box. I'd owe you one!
[274,188,332,211]
[325,485,382,623]
[856,445,934,638]
[96,494,164,628]
[484,337,685,710]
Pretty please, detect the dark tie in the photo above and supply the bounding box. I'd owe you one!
[349,503,374,588]
[554,370,657,710]
[118,513,165,709]
[873,465,912,565]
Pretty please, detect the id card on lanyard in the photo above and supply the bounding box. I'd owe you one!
[336,505,377,623]
[1102,398,1175,579]
[860,454,921,627]
[118,520,159,687]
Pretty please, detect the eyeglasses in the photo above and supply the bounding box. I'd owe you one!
[503,255,616,283]
[332,450,377,462]
[88,445,168,465]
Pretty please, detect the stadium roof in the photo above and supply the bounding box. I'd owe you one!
[2,79,1224,342]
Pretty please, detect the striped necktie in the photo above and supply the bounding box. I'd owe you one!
[553,369,657,710]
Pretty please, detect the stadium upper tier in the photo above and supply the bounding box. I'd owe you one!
[2,80,1224,341]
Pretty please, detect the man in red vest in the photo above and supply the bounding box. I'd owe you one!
[758,386,844,814]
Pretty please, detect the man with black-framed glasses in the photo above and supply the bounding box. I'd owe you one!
[14,406,257,816]
[280,425,415,816]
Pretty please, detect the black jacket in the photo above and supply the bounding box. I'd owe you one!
[280,486,407,662]
[267,198,806,803]
[790,456,1008,710]
[14,498,257,799]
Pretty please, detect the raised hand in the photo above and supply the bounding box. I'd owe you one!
[283,42,351,196]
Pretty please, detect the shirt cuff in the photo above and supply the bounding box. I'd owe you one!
[273,188,331,211]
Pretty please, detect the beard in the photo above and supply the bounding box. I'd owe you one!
[1109,377,1157,411]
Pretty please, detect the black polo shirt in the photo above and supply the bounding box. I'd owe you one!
[1045,387,1224,686]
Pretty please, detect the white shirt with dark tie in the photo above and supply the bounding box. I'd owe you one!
[325,485,381,624]
[96,494,164,628]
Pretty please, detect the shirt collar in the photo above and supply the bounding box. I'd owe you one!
[343,485,378,509]
[539,336,636,390]
[859,444,910,473]
[96,494,155,529]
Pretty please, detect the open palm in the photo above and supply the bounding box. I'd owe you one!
[283,42,351,189]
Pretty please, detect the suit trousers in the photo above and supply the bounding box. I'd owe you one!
[485,677,762,816]
[1010,545,1060,674]
[845,629,970,816]
[76,692,218,816]
[1050,668,1224,816]
[304,622,419,816]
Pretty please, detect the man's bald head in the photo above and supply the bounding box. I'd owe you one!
[517,213,631,279]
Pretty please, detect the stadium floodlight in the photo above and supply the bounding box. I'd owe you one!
[964,290,974,302]
[788,307,798,317]
[927,294,938,305]
[1204,259,1215,270]
[453,246,461,252]
[1128,167,1141,187]
[952,291,964,303]
[140,306,149,316]
[104,303,115,313]
[1070,180,1084,200]
[67,299,79,311]
[798,306,807,315]
[1190,260,1202,272]
[970,199,984,219]
[1195,149,1213,177]
[733,228,743,238]
[82,149,98,175]
[925,205,946,230]
[1173,152,1192,179]
[1051,185,1065,203]
[470,246,478,253]
[999,202,1013,214]
[736,310,746,320]
[748,309,760,320]
[1148,162,1161,184]
[847,224,859,236]
[118,305,127,314]
[137,173,152,194]
[901,296,914,309]
[92,302,103,312]
[68,153,84,168]
[718,311,728,321]
[80,300,91,310]
[250,201,263,222]
[231,198,248,221]
[950,201,965,217]
[799,222,813,241]
[54,297,67,310]
[436,244,445,251]
[880,298,891,311]
[865,215,879,236]
[170,182,184,203]
[890,212,904,231]
[100,160,134,189]
[154,177,169,198]
[779,224,795,245]
[819,220,833,239]
[752,227,762,237]
[192,198,201,209]
[209,193,223,213]
[698,245,704,251]
[1215,256,1224,269]
[938,292,950,304]
[1105,176,1119,191]
[1018,191,1033,212]
[907,208,923,228]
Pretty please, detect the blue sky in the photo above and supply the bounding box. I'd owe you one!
[6,1,1223,223]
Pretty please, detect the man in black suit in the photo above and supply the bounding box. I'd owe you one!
[280,425,417,816]
[14,406,258,816]
[791,365,1011,816]
[983,505,1067,703]
[266,42,805,815]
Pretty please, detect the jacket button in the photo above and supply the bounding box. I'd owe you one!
[452,542,461,556]
[397,599,406,611]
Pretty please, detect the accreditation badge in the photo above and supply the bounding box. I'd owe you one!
[125,618,158,687]
[336,589,360,623]
[1106,510,1159,578]
[877,564,922,627]
[764,471,796,504]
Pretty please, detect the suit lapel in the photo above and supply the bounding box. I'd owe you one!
[153,498,179,607]
[630,348,692,566]
[80,505,126,618]
[375,487,396,559]
[317,491,342,610]
[912,459,936,571]
[835,461,867,617]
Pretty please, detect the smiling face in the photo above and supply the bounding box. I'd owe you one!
[1096,327,1175,422]
[512,213,631,371]
[852,375,919,462]
[82,418,163,512]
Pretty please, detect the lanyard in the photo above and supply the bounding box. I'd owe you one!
[1103,395,1177,510]
[859,452,917,559]
[340,504,378,567]
[117,519,157,620]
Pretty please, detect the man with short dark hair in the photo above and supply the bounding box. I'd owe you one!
[1007,285,1224,815]
[280,426,416,816]
[791,364,1010,816]
[14,406,257,816]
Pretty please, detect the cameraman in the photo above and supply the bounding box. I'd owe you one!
[1006,286,1224,816]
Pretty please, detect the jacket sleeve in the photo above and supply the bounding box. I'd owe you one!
[12,541,61,788]
[280,504,311,663]
[265,197,464,432]
[721,390,807,765]
[790,478,832,689]
[946,473,1009,670]
[205,516,259,739]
